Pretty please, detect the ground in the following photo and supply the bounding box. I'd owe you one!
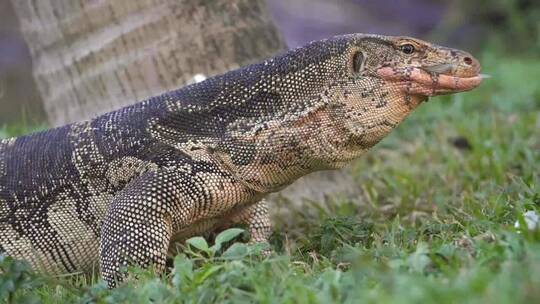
[0,51,539,304]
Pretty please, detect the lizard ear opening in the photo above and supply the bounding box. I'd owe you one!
[351,50,365,74]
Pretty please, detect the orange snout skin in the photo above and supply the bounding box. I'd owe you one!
[376,66,483,96]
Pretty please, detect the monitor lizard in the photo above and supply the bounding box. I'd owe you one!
[0,34,483,287]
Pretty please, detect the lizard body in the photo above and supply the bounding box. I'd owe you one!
[0,34,482,286]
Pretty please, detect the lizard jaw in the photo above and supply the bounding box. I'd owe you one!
[375,66,483,97]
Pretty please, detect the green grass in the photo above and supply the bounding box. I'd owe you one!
[0,124,45,140]
[1,53,539,303]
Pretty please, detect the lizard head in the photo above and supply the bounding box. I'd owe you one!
[295,34,483,165]
[361,35,483,97]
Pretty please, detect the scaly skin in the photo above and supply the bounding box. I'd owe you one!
[0,34,482,287]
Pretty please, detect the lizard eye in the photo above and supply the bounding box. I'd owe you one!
[352,50,365,74]
[400,44,415,55]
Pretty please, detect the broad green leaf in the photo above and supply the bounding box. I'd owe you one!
[247,242,270,255]
[193,264,223,285]
[186,237,209,253]
[215,228,245,246]
[221,243,248,259]
[172,254,193,288]
[211,228,245,253]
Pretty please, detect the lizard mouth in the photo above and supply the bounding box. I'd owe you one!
[376,65,484,97]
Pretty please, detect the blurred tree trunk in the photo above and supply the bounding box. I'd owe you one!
[10,0,285,126]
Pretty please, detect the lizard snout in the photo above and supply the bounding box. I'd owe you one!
[423,51,481,78]
[376,47,483,96]
[453,51,481,78]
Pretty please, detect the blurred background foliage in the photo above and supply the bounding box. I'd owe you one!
[437,0,540,53]
[0,0,538,127]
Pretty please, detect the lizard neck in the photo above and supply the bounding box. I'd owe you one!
[207,102,368,194]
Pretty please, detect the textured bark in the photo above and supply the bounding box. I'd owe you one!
[11,0,285,126]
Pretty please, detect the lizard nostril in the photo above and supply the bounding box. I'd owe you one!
[463,57,473,65]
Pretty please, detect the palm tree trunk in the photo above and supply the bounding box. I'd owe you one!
[11,0,285,126]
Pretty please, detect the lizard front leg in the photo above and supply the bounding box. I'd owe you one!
[99,170,181,287]
[99,166,256,287]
